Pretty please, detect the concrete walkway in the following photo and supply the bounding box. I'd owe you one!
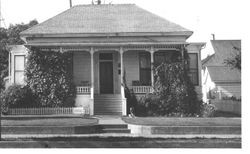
[93,115,126,124]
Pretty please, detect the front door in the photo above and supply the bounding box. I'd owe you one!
[99,53,114,94]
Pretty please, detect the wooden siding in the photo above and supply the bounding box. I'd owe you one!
[124,51,140,87]
[73,51,91,85]
[217,83,241,98]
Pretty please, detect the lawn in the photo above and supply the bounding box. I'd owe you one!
[1,117,98,126]
[122,117,241,126]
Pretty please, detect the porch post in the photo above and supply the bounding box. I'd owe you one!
[181,45,185,67]
[120,47,124,98]
[150,47,155,89]
[120,47,127,115]
[89,47,94,115]
[90,47,94,99]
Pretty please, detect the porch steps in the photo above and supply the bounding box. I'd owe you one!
[94,94,123,115]
[98,124,131,133]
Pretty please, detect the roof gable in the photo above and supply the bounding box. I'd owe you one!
[21,4,191,36]
[209,40,241,66]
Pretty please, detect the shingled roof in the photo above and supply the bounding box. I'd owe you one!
[21,4,191,36]
[207,66,241,83]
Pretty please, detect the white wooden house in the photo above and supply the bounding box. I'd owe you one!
[202,40,241,102]
[8,4,205,115]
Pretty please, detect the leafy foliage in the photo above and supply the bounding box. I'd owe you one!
[135,61,202,116]
[224,46,241,71]
[0,20,38,92]
[126,49,202,117]
[201,103,216,117]
[25,47,76,107]
[0,84,38,113]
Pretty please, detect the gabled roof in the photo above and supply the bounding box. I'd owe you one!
[207,66,241,83]
[20,4,192,36]
[201,54,215,69]
[208,40,241,66]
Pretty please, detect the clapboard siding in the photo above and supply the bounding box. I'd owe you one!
[73,52,91,85]
[124,51,140,87]
[217,83,241,98]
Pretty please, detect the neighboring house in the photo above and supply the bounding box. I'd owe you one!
[8,4,205,115]
[202,40,241,103]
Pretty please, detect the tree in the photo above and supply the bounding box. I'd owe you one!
[224,46,241,71]
[0,20,38,92]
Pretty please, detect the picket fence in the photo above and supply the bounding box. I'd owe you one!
[7,107,89,115]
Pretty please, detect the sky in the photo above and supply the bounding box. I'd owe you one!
[0,0,248,59]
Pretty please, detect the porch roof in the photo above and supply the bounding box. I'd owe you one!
[20,4,192,37]
[25,42,189,47]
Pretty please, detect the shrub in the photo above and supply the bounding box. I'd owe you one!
[0,84,38,113]
[201,103,216,117]
[25,47,76,107]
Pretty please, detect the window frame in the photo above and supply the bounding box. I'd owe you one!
[188,53,199,86]
[139,52,151,86]
[14,55,25,84]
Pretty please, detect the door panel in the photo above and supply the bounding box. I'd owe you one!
[100,62,113,94]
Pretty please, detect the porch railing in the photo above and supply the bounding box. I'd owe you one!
[76,86,90,94]
[132,86,153,94]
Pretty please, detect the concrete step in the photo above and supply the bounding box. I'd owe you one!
[102,128,131,133]
[2,124,130,134]
[100,124,128,129]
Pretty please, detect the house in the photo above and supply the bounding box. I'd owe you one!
[8,4,205,115]
[202,40,241,103]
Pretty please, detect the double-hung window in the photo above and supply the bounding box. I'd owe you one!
[139,53,151,86]
[14,55,25,84]
[188,53,199,85]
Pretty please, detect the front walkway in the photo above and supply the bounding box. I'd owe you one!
[93,115,126,125]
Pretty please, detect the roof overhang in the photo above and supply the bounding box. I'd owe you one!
[21,31,193,39]
[25,41,189,47]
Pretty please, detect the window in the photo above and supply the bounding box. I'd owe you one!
[14,55,25,84]
[154,51,180,66]
[188,53,199,85]
[139,53,151,85]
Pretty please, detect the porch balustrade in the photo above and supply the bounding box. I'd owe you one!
[132,86,153,94]
[76,86,91,94]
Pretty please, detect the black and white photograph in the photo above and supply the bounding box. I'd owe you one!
[0,0,247,150]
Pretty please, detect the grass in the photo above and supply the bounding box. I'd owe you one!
[122,117,241,126]
[1,117,98,126]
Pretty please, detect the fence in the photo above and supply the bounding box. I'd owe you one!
[7,107,90,115]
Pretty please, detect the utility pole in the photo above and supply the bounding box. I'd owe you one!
[0,0,5,28]
[0,0,2,141]
[0,0,2,27]
[69,0,72,8]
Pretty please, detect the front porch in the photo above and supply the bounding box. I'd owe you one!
[56,43,201,116]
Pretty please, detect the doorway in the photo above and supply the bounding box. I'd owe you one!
[99,53,114,94]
